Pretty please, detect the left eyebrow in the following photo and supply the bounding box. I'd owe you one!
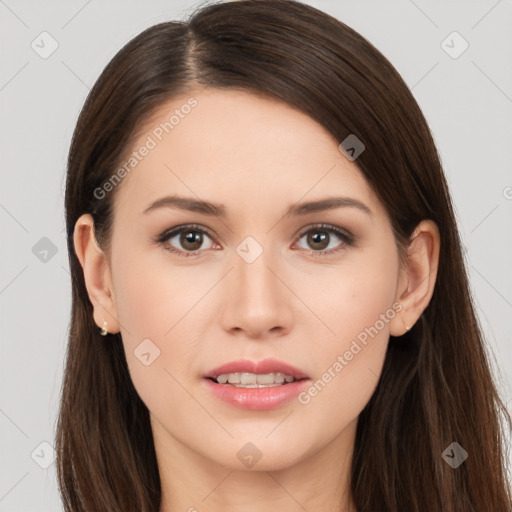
[284,196,373,217]
[142,195,373,218]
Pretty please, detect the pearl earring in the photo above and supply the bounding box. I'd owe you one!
[99,320,109,336]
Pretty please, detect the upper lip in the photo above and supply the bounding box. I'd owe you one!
[204,359,310,380]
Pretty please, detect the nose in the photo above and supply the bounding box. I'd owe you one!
[220,244,294,340]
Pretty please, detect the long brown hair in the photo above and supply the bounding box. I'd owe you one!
[57,0,512,510]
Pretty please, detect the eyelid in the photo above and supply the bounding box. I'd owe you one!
[295,223,355,244]
[156,223,215,244]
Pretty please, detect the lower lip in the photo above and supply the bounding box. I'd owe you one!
[203,378,310,410]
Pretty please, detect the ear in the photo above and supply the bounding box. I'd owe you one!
[73,213,120,335]
[389,219,440,336]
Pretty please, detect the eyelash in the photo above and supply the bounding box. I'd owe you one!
[155,223,356,258]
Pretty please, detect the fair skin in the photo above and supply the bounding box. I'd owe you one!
[73,89,440,512]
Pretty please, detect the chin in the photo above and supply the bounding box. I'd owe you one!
[213,438,310,473]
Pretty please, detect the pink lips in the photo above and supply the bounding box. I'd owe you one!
[203,358,310,411]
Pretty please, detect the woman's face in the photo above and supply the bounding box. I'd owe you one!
[94,89,408,471]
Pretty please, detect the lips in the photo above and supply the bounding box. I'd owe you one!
[204,358,310,381]
[203,377,310,410]
[202,358,311,410]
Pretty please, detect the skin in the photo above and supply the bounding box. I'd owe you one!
[74,88,440,512]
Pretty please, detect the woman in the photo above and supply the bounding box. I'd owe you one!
[56,0,512,510]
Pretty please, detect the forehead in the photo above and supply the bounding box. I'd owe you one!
[112,88,382,220]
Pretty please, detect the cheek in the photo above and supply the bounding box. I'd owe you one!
[297,238,399,350]
[292,242,398,417]
[112,258,170,341]
[288,297,396,457]
[110,246,213,407]
[111,245,213,342]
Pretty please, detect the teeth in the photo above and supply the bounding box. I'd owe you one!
[227,373,241,384]
[256,373,275,384]
[215,372,297,386]
[216,374,229,384]
[241,372,257,385]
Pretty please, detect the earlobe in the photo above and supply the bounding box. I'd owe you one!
[389,220,440,337]
[73,214,120,335]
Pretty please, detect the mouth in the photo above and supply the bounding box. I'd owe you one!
[206,372,306,387]
[203,358,310,388]
[202,358,311,410]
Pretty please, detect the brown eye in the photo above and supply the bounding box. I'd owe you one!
[295,224,355,256]
[158,224,215,256]
[179,230,204,251]
[305,231,330,251]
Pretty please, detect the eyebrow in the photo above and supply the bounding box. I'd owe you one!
[143,195,372,217]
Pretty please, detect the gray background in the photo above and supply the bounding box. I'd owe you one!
[1,0,511,510]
